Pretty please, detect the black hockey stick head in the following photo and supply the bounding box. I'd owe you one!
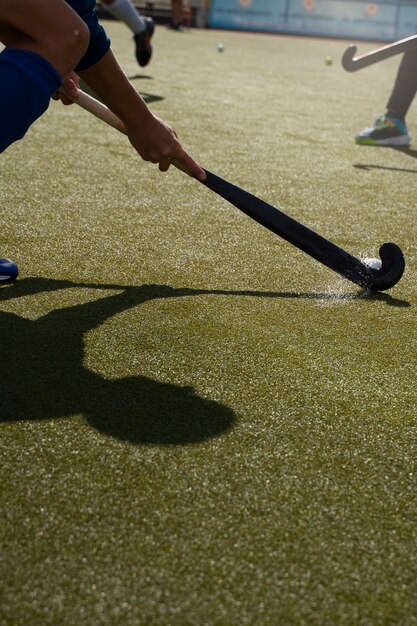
[342,35,417,72]
[341,44,358,71]
[356,242,405,291]
[201,171,405,292]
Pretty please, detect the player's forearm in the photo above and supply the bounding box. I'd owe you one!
[77,49,153,130]
[76,47,206,180]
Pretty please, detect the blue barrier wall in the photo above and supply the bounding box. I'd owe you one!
[208,0,417,42]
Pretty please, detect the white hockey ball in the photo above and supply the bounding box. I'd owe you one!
[363,257,382,270]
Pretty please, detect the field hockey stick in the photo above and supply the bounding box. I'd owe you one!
[342,33,417,71]
[72,90,405,291]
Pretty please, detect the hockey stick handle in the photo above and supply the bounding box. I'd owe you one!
[75,90,127,134]
[342,33,417,71]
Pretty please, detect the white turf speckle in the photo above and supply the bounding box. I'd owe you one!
[363,257,382,270]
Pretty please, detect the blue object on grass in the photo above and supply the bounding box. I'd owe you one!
[0,258,19,282]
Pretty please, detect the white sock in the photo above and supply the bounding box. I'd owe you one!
[103,0,146,34]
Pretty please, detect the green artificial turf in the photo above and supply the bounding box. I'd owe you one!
[1,23,416,626]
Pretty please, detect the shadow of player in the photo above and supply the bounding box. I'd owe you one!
[0,276,408,446]
[354,145,417,174]
[0,279,236,445]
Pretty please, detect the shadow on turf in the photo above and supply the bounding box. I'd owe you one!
[354,163,417,174]
[354,145,417,174]
[0,278,237,446]
[139,92,164,104]
[79,77,163,105]
[0,278,408,445]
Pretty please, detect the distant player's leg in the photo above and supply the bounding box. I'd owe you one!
[356,47,417,146]
[167,0,185,30]
[100,0,154,66]
[386,48,417,124]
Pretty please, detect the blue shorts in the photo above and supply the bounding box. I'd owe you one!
[0,1,110,153]
[0,49,61,153]
[66,0,111,71]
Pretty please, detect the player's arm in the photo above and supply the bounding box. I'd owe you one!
[75,49,205,179]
